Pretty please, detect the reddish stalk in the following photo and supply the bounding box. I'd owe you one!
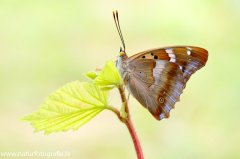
[117,85,144,159]
[124,117,144,159]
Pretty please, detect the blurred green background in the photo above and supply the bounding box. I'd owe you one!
[1,0,240,159]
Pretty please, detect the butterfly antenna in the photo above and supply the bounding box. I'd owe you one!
[115,11,126,51]
[113,10,126,51]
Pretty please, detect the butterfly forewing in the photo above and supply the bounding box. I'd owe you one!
[125,46,208,83]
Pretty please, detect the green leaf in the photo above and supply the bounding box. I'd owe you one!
[83,70,98,80]
[94,60,122,87]
[19,81,109,135]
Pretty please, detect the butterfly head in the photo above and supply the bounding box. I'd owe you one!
[116,47,128,70]
[118,47,126,57]
[117,47,128,63]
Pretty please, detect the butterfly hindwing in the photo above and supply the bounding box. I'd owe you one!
[126,59,185,120]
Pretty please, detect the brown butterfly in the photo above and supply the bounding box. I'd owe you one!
[113,11,208,120]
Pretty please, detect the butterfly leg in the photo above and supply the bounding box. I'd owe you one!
[123,85,126,92]
[127,93,130,103]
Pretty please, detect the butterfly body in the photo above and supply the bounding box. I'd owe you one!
[116,46,208,120]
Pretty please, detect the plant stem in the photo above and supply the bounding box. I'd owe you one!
[118,85,144,159]
[124,117,144,159]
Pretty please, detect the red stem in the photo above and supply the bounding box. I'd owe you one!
[117,86,144,159]
[125,117,144,159]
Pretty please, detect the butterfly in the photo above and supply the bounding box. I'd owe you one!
[113,11,208,120]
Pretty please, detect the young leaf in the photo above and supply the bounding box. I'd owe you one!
[94,60,122,87]
[83,70,98,80]
[19,81,109,135]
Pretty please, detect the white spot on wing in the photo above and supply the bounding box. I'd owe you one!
[186,47,192,50]
[179,66,183,71]
[169,55,176,62]
[166,49,173,54]
[187,50,191,55]
[166,49,176,62]
[168,53,175,58]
